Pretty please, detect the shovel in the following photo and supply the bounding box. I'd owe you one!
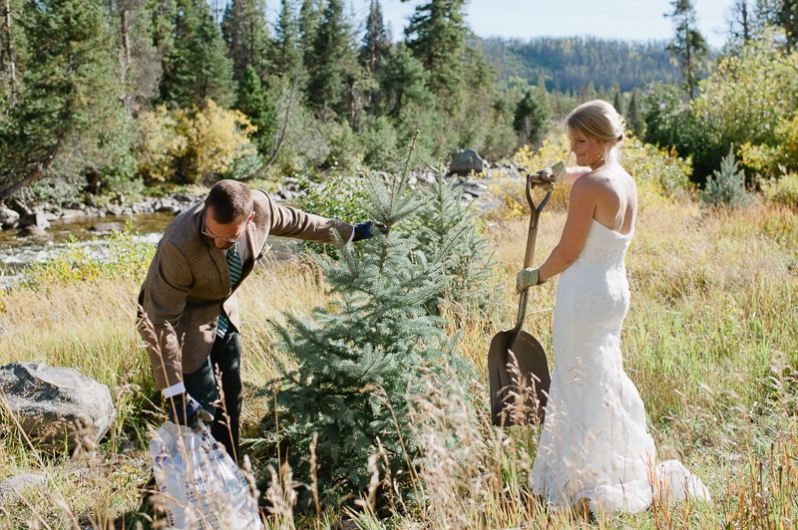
[488,162,564,427]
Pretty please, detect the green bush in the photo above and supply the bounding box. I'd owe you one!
[762,174,798,210]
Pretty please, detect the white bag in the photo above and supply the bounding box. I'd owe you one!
[150,421,264,530]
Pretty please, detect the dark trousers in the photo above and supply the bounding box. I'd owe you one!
[183,330,242,463]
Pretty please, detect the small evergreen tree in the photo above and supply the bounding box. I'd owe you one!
[513,89,548,147]
[701,146,751,208]
[411,170,494,315]
[235,64,276,155]
[257,135,471,504]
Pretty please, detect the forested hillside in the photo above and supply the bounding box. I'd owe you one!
[482,36,681,93]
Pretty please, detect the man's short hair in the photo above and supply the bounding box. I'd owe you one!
[206,180,254,224]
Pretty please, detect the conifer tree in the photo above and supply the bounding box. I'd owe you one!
[0,0,134,199]
[160,0,235,109]
[701,146,751,208]
[380,42,434,119]
[359,0,390,75]
[306,0,361,119]
[666,0,709,99]
[259,135,471,501]
[272,0,303,77]
[513,89,548,147]
[612,83,624,114]
[404,0,468,103]
[221,0,271,81]
[412,171,494,314]
[626,88,645,138]
[298,0,322,72]
[236,64,276,155]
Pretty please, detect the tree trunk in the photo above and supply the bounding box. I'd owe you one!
[4,0,15,82]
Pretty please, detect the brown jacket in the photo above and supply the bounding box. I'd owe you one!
[138,189,354,390]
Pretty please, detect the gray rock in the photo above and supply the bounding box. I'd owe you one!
[17,212,50,231]
[89,222,122,232]
[60,209,86,220]
[0,362,115,453]
[0,207,19,228]
[20,225,47,237]
[450,149,486,176]
[156,204,181,215]
[8,198,31,216]
[0,474,46,505]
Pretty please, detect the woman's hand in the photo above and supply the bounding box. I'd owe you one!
[516,267,541,292]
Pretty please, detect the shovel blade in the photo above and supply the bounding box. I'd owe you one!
[488,330,551,427]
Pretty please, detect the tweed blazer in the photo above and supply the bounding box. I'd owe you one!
[138,189,354,390]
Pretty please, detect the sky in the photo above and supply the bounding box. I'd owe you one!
[346,0,734,49]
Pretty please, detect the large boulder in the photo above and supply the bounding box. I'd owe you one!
[450,149,487,176]
[0,362,115,453]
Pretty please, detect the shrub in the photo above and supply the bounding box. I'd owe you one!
[762,173,798,210]
[135,100,256,184]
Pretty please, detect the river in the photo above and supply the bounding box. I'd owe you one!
[0,212,300,285]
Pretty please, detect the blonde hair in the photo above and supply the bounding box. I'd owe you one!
[566,100,625,161]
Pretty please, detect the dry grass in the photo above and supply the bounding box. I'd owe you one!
[0,192,796,528]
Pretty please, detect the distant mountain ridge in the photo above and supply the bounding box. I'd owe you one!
[481,36,680,93]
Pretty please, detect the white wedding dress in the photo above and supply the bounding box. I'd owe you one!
[530,219,710,514]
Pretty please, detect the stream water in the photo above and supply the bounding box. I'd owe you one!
[0,212,299,285]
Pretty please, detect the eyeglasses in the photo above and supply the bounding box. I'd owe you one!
[201,215,249,243]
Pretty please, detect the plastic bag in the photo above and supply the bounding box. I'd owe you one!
[150,421,264,530]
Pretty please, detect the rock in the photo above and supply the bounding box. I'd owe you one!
[450,149,487,176]
[17,212,50,231]
[172,193,195,203]
[85,195,98,208]
[0,362,115,454]
[8,198,31,216]
[156,204,181,215]
[0,474,46,505]
[20,225,47,237]
[0,207,20,228]
[60,209,86,220]
[89,222,122,232]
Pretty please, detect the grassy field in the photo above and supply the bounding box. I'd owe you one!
[0,183,797,528]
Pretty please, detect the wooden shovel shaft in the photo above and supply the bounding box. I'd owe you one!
[511,179,550,340]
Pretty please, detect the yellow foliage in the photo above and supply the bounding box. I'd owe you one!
[135,105,187,183]
[177,100,257,183]
[739,116,798,177]
[501,132,693,218]
[761,173,798,211]
[135,100,256,184]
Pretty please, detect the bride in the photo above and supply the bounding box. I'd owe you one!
[516,100,710,515]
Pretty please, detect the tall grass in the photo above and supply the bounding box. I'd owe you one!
[0,194,796,528]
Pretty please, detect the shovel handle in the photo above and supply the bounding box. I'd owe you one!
[511,177,551,340]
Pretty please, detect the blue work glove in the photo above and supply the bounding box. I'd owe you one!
[352,221,374,242]
[166,392,213,427]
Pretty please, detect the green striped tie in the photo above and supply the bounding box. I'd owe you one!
[216,246,243,339]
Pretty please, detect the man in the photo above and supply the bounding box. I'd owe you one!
[138,180,373,461]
